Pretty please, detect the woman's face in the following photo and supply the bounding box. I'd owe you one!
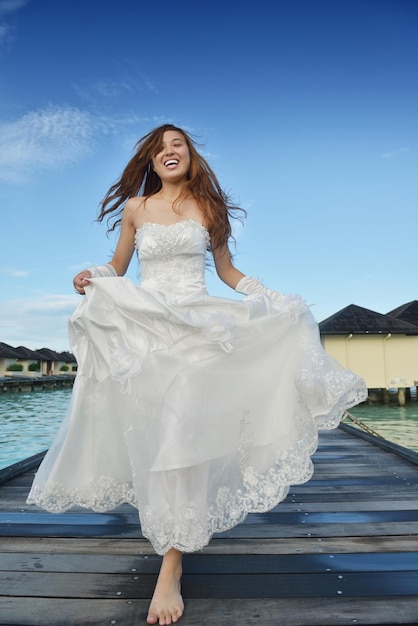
[152,130,191,183]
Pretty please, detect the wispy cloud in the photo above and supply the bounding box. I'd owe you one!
[138,70,158,94]
[72,55,160,106]
[381,147,409,159]
[74,68,158,105]
[0,106,95,183]
[21,294,78,314]
[0,105,145,183]
[0,293,79,350]
[0,22,9,44]
[0,0,31,51]
[0,0,31,18]
[73,79,136,103]
[1,266,29,277]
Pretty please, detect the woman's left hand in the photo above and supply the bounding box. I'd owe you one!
[73,270,92,295]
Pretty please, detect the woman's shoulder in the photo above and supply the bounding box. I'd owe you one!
[126,196,146,209]
[124,196,146,216]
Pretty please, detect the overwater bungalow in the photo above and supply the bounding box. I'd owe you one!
[319,303,418,405]
[0,342,76,379]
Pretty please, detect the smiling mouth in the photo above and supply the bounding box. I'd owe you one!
[164,159,179,167]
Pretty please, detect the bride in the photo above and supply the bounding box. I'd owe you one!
[27,124,367,625]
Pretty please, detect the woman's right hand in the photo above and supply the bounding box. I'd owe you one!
[73,271,92,295]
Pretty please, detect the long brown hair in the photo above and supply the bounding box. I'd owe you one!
[97,124,246,250]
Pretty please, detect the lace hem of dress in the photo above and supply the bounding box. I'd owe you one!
[27,477,137,513]
[26,387,365,556]
[26,445,312,555]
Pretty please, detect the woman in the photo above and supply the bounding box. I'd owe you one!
[27,124,367,625]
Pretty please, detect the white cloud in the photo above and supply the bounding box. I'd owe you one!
[0,293,79,351]
[0,106,145,183]
[21,294,78,314]
[0,19,14,50]
[139,71,157,94]
[73,79,134,103]
[0,106,95,183]
[1,266,29,277]
[0,0,30,18]
[381,147,409,159]
[73,60,158,104]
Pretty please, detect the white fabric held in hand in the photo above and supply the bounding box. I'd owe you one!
[88,264,118,278]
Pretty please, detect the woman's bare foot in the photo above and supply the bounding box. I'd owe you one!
[146,548,184,625]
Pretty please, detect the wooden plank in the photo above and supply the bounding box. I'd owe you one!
[2,570,418,599]
[282,489,418,501]
[312,457,417,467]
[2,489,418,512]
[340,423,418,465]
[0,524,143,539]
[204,535,418,555]
[0,427,417,626]
[1,520,417,540]
[299,476,418,487]
[0,537,152,555]
[0,451,46,485]
[288,485,418,496]
[242,509,418,523]
[2,551,418,574]
[236,520,418,540]
[216,521,418,538]
[273,500,418,512]
[182,571,418,598]
[1,533,418,555]
[1,596,418,626]
[0,511,139,525]
[3,507,418,528]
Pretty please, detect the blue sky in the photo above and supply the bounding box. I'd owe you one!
[0,0,417,351]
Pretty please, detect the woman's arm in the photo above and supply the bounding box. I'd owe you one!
[212,244,245,289]
[107,199,137,275]
[73,199,137,294]
[213,242,282,300]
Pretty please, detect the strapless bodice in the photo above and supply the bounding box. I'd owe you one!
[135,219,210,301]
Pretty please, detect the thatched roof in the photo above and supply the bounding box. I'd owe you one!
[319,304,418,335]
[387,300,418,327]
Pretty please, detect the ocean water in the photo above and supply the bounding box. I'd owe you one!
[0,388,72,470]
[348,400,418,453]
[1,388,418,470]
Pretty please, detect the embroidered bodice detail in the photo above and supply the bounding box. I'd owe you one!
[135,220,210,301]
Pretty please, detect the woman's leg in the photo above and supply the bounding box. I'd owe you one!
[146,548,184,625]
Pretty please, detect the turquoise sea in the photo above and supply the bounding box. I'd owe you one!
[0,388,417,471]
[348,398,418,453]
[0,388,72,470]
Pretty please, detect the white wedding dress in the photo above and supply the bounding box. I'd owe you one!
[27,219,367,554]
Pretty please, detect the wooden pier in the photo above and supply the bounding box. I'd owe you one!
[0,375,74,393]
[1,425,418,625]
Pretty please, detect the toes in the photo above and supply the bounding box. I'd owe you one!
[147,608,182,625]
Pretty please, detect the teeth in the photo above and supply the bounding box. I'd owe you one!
[165,159,179,166]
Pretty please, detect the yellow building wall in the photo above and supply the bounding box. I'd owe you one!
[321,334,418,388]
[0,358,17,376]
